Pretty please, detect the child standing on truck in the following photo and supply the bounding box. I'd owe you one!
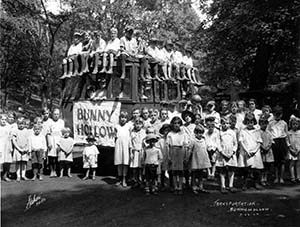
[114,111,131,187]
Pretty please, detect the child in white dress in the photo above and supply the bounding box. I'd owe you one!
[130,117,146,187]
[29,124,47,181]
[238,113,264,190]
[12,117,30,181]
[82,135,99,180]
[216,117,238,193]
[204,116,221,180]
[114,111,130,187]
[190,125,211,194]
[166,117,189,195]
[57,128,74,178]
[287,117,300,183]
[259,117,274,186]
[0,114,13,181]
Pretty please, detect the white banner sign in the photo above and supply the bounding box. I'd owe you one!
[73,101,121,147]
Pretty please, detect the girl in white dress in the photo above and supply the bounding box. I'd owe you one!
[238,113,264,190]
[0,114,13,181]
[47,108,65,177]
[216,117,238,193]
[12,117,30,181]
[190,125,211,194]
[114,111,131,187]
[287,117,300,183]
[130,117,146,187]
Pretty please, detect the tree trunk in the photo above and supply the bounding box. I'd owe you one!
[249,44,271,91]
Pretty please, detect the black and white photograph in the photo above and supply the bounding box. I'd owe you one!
[1,0,300,226]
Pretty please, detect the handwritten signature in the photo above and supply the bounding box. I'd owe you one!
[25,194,46,211]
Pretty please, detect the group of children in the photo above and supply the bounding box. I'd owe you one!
[1,98,300,197]
[61,25,200,98]
[113,99,300,195]
[0,108,75,181]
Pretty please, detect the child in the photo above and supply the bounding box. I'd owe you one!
[29,124,47,181]
[181,110,196,188]
[261,105,274,122]
[157,124,171,191]
[149,109,161,134]
[82,135,99,180]
[0,114,13,181]
[130,117,146,187]
[114,111,131,187]
[259,117,274,186]
[203,101,221,129]
[143,134,163,195]
[287,117,300,183]
[141,107,151,129]
[57,128,74,178]
[220,100,231,119]
[216,117,238,193]
[267,106,289,184]
[12,117,30,181]
[190,125,211,194]
[47,108,65,177]
[204,116,221,180]
[166,116,189,195]
[238,113,264,190]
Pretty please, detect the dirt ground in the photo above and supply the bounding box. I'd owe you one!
[1,173,300,227]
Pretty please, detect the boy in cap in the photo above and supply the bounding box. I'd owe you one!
[143,134,163,195]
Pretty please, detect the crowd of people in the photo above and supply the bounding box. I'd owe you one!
[61,25,201,99]
[1,98,300,197]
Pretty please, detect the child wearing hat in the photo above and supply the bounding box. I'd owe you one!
[143,134,163,195]
[203,101,221,129]
[157,123,171,190]
[57,127,74,178]
[181,110,196,188]
[82,135,99,180]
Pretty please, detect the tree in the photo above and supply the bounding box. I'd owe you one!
[197,0,300,91]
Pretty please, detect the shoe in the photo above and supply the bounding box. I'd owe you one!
[22,176,29,181]
[16,177,21,182]
[198,189,210,194]
[92,176,96,181]
[59,175,63,178]
[192,190,199,195]
[82,176,89,180]
[228,187,238,193]
[39,175,43,181]
[68,174,72,178]
[118,92,124,98]
[279,179,285,184]
[122,181,127,187]
[254,183,264,190]
[31,176,36,181]
[273,178,279,184]
[3,177,11,182]
[220,187,228,194]
[261,181,267,186]
[178,190,183,195]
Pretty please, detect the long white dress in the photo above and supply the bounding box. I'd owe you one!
[287,130,300,160]
[48,119,65,157]
[114,124,131,165]
[238,128,264,169]
[0,125,12,164]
